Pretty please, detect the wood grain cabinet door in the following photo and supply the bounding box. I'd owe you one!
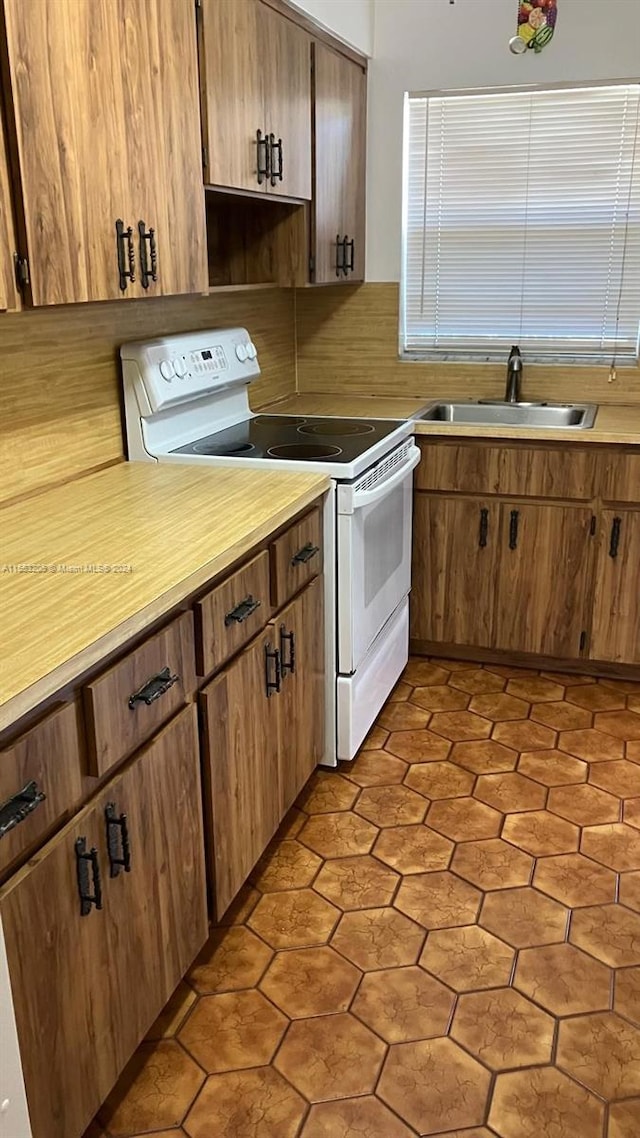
[591,509,640,663]
[0,105,20,312]
[493,502,594,659]
[312,42,366,283]
[261,3,312,200]
[410,494,498,649]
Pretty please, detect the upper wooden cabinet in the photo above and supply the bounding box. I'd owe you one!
[2,0,207,306]
[0,104,20,312]
[199,0,312,200]
[312,42,366,283]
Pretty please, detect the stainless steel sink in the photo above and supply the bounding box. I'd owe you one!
[415,401,598,430]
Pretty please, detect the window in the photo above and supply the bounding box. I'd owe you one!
[401,83,640,364]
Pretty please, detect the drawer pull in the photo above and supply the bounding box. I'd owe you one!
[224,595,261,627]
[478,507,489,549]
[609,516,622,559]
[0,781,46,839]
[509,509,519,551]
[265,643,282,697]
[138,219,158,289]
[128,666,179,710]
[75,837,102,916]
[280,627,296,676]
[291,543,320,566]
[105,803,131,878]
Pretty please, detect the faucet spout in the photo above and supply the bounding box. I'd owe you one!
[505,345,523,403]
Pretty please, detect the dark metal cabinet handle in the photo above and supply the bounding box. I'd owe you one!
[128,666,179,710]
[256,129,270,185]
[75,837,102,916]
[224,595,261,627]
[105,803,131,878]
[609,516,622,558]
[115,219,135,291]
[291,543,320,566]
[269,134,283,185]
[138,220,158,289]
[0,781,46,839]
[345,238,355,273]
[509,510,519,550]
[336,235,346,278]
[478,508,489,549]
[265,644,282,697]
[280,627,296,676]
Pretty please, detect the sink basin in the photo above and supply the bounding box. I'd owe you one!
[415,401,598,430]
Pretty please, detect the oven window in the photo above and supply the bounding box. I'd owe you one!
[364,485,405,606]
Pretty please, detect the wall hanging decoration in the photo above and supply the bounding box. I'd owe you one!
[510,0,557,54]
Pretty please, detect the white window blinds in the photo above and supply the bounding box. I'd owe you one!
[401,83,640,362]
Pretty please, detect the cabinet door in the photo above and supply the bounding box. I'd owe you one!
[493,503,594,658]
[410,494,498,649]
[199,0,265,193]
[0,107,20,312]
[200,629,280,918]
[275,576,325,814]
[591,509,640,662]
[261,3,312,200]
[312,43,366,282]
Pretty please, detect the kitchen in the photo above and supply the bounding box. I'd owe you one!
[0,1,639,1137]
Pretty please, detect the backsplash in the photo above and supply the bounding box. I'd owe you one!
[0,288,295,507]
[296,284,640,405]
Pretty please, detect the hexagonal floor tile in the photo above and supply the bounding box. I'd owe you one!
[377,702,431,731]
[581,823,640,871]
[488,1067,604,1138]
[557,728,624,762]
[259,946,360,1019]
[609,1100,640,1138]
[352,964,454,1042]
[183,1068,305,1138]
[502,810,579,856]
[389,679,413,702]
[492,721,557,752]
[533,853,617,908]
[419,924,514,992]
[275,809,306,842]
[514,943,612,1015]
[404,760,475,799]
[394,871,481,929]
[474,772,547,813]
[251,841,322,892]
[480,886,568,948]
[299,812,379,859]
[595,710,640,740]
[427,797,503,841]
[342,750,408,787]
[517,749,587,786]
[378,1038,491,1134]
[146,981,197,1041]
[373,824,454,875]
[451,987,554,1069]
[451,739,518,774]
[331,906,425,970]
[625,798,640,828]
[615,968,640,1026]
[360,725,390,751]
[178,990,287,1073]
[566,684,627,712]
[274,1013,385,1102]
[628,740,640,761]
[570,904,640,966]
[402,660,450,686]
[354,784,427,827]
[429,710,493,742]
[547,783,620,826]
[313,854,399,910]
[296,772,359,814]
[530,701,592,732]
[248,889,339,949]
[451,838,533,890]
[468,692,530,721]
[449,669,506,695]
[544,672,593,686]
[620,871,640,912]
[98,1041,205,1135]
[589,759,640,798]
[411,685,470,712]
[598,679,640,694]
[385,730,452,763]
[300,1097,415,1138]
[215,884,262,929]
[188,926,273,994]
[557,1012,640,1099]
[506,677,564,702]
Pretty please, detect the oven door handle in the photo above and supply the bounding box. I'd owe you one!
[349,446,420,512]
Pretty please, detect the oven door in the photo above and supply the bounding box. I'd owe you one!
[336,440,420,674]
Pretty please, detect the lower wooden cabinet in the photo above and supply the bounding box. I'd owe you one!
[591,508,640,663]
[0,706,207,1138]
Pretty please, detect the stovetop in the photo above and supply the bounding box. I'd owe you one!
[172,415,405,464]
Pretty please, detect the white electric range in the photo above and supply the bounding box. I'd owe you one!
[121,327,420,764]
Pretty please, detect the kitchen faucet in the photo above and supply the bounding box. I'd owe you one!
[505,346,523,403]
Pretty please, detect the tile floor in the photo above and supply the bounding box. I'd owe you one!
[89,658,640,1138]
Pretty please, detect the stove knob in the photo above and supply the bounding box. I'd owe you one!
[173,357,187,377]
[235,343,248,362]
[246,342,257,360]
[159,359,174,381]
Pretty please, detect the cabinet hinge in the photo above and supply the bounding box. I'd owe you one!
[14,254,29,291]
[309,256,315,276]
[590,515,596,536]
[195,0,202,10]
[579,630,587,652]
[202,145,209,170]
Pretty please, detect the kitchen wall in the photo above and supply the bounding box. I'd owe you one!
[290,0,373,55]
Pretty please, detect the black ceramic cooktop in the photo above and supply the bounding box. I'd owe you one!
[172,415,404,463]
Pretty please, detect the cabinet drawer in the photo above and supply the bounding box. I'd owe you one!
[83,612,196,777]
[416,440,596,500]
[600,451,640,504]
[0,702,83,876]
[194,550,271,677]
[271,508,323,608]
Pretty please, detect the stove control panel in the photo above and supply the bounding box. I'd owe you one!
[120,327,260,415]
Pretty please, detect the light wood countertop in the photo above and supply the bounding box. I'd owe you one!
[0,463,328,731]
[266,394,429,419]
